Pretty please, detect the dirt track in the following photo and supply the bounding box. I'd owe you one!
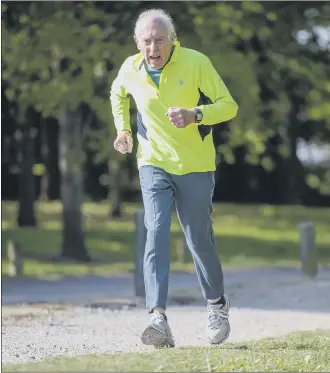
[2,268,330,365]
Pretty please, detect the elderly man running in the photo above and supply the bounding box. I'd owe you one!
[110,8,238,348]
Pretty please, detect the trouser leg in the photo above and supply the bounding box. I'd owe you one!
[139,166,175,313]
[173,171,224,300]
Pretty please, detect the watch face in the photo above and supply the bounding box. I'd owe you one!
[197,113,203,121]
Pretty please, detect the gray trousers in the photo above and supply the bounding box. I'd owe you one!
[139,165,224,313]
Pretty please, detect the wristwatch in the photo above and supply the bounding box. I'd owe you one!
[194,108,203,123]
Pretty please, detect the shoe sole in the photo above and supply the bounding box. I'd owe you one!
[208,325,231,345]
[141,326,175,348]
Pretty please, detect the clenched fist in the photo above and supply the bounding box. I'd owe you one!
[114,130,133,154]
[166,107,196,128]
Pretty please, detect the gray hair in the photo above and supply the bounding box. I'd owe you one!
[134,9,176,41]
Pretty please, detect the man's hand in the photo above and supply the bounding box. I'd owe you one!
[114,130,133,154]
[166,107,196,128]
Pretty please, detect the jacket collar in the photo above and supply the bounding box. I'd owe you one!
[134,40,181,70]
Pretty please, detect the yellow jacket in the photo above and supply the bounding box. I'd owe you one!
[110,41,238,175]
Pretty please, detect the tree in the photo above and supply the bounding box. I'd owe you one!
[58,105,89,260]
[16,106,38,227]
[2,0,329,210]
[188,1,330,201]
[1,2,120,259]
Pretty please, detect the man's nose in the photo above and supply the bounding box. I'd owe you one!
[150,40,158,50]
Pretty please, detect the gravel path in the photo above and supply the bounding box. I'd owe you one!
[2,268,330,365]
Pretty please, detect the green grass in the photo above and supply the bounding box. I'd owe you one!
[3,330,330,372]
[1,201,330,277]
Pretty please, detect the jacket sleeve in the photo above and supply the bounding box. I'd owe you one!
[110,59,131,133]
[196,55,238,125]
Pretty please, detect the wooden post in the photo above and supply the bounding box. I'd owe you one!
[134,209,146,302]
[299,221,318,278]
[7,240,23,277]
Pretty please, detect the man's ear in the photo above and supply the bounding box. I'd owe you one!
[134,35,140,50]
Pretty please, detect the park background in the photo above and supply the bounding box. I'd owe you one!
[1,1,330,275]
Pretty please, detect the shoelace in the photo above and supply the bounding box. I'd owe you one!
[151,313,172,338]
[207,306,229,330]
[153,313,165,322]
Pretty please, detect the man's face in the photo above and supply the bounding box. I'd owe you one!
[134,20,173,69]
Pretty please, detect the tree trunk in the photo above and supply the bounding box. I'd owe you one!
[46,118,60,200]
[17,106,37,227]
[108,159,122,218]
[58,106,90,261]
[39,117,49,201]
[284,75,306,205]
[287,99,304,205]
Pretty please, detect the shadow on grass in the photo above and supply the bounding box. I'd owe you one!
[2,202,330,313]
[2,227,330,266]
[2,226,330,313]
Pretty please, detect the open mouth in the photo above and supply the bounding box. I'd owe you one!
[150,56,160,61]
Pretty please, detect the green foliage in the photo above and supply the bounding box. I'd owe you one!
[2,1,330,199]
[2,2,133,126]
[188,1,330,192]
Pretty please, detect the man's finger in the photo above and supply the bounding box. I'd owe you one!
[118,146,128,154]
[167,107,179,116]
[176,123,185,128]
[125,134,133,153]
[169,114,181,121]
[114,139,128,154]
